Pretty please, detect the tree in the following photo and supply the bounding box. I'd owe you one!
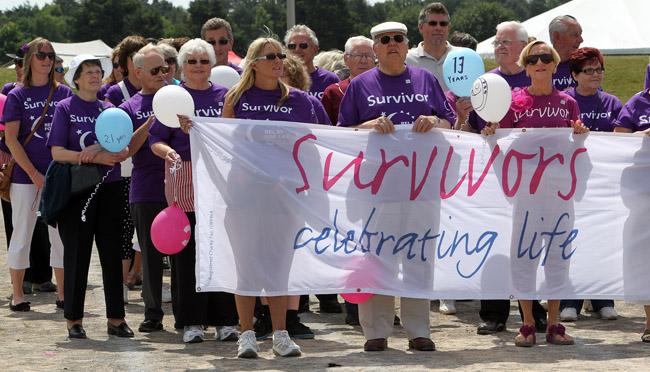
[452,1,516,43]
[187,0,230,38]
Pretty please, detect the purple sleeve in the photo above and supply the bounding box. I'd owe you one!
[105,85,123,107]
[336,83,359,127]
[47,102,70,148]
[148,118,172,146]
[645,64,650,90]
[310,96,331,125]
[2,91,22,123]
[614,98,637,130]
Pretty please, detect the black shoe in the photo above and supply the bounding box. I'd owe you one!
[9,301,30,312]
[22,281,33,295]
[394,315,401,326]
[319,299,343,313]
[107,322,134,338]
[68,324,87,339]
[477,320,506,335]
[298,295,311,313]
[535,317,548,333]
[138,319,164,332]
[254,316,273,340]
[287,317,315,339]
[345,312,360,326]
[56,299,64,309]
[35,281,57,293]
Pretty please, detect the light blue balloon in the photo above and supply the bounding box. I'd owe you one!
[95,107,133,153]
[442,48,485,97]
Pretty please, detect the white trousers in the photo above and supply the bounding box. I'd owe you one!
[358,295,431,340]
[7,183,64,270]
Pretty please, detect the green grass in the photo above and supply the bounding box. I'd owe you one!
[2,55,648,102]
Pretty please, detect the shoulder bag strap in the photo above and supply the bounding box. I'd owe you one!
[22,83,56,148]
[118,81,131,101]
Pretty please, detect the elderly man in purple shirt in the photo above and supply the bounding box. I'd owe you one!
[549,15,583,90]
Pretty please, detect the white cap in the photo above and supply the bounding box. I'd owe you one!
[370,22,408,39]
[64,54,112,87]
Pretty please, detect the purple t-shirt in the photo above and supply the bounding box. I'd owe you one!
[338,65,455,127]
[119,92,165,203]
[564,88,622,132]
[500,88,580,128]
[228,62,243,75]
[3,84,73,183]
[644,63,650,90]
[308,95,331,125]
[309,67,339,100]
[613,89,650,132]
[1,82,18,96]
[149,82,228,161]
[552,61,575,91]
[98,82,115,101]
[233,85,318,123]
[48,95,121,183]
[489,67,530,89]
[105,78,139,107]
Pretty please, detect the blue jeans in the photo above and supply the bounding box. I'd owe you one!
[560,299,614,314]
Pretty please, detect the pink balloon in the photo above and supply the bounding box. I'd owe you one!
[341,292,374,304]
[151,203,191,255]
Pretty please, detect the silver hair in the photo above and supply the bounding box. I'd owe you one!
[133,44,165,68]
[549,15,577,36]
[157,42,178,63]
[177,38,216,67]
[284,24,319,46]
[344,36,373,54]
[496,21,528,42]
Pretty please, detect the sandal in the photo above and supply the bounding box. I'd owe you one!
[642,329,650,343]
[546,323,574,345]
[515,324,536,347]
[9,301,31,312]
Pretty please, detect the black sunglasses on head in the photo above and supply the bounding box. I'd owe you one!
[206,39,230,46]
[14,58,23,67]
[255,53,287,61]
[379,34,405,44]
[525,53,554,65]
[186,59,211,65]
[35,51,56,61]
[149,65,170,75]
[287,43,309,50]
[427,20,449,27]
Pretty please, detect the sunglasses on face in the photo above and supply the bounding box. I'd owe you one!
[113,62,120,69]
[149,65,170,75]
[186,59,211,65]
[255,53,287,61]
[54,66,65,73]
[287,43,309,50]
[35,51,56,61]
[378,34,405,44]
[206,39,230,46]
[581,67,604,75]
[525,53,554,65]
[427,20,449,27]
[14,58,23,67]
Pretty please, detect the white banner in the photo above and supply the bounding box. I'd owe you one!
[190,117,650,300]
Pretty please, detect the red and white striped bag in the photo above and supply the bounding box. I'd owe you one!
[164,160,194,212]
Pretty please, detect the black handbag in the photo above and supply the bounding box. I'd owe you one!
[70,164,105,195]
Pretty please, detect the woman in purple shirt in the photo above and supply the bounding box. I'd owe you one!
[48,55,133,339]
[150,39,239,345]
[483,41,588,347]
[3,38,71,312]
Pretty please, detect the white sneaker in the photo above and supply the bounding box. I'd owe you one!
[599,306,618,320]
[237,330,259,358]
[161,285,172,303]
[217,325,239,341]
[439,300,456,315]
[272,330,301,357]
[183,325,204,343]
[560,307,578,322]
[123,284,129,305]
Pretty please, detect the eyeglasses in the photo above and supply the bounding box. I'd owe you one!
[378,35,405,44]
[206,39,230,46]
[525,53,554,65]
[54,66,65,73]
[492,39,515,48]
[581,67,605,75]
[427,20,449,27]
[255,53,287,61]
[287,43,309,50]
[14,58,23,67]
[149,65,170,75]
[186,59,211,65]
[165,57,176,65]
[347,53,375,60]
[35,51,56,61]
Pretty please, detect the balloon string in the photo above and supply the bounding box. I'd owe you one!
[81,168,113,222]
[169,158,182,204]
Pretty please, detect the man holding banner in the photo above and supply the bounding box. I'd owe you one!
[337,21,455,352]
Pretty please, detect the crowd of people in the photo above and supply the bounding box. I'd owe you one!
[1,1,649,359]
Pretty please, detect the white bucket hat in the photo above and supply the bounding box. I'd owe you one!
[64,54,112,87]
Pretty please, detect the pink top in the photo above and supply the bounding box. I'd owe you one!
[0,93,6,130]
[500,88,580,129]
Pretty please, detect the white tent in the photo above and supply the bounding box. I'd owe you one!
[51,40,113,67]
[477,0,650,58]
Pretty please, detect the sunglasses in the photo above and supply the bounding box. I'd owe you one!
[427,20,449,27]
[287,43,309,50]
[206,39,230,46]
[35,51,56,61]
[113,62,120,69]
[54,66,65,73]
[581,67,605,75]
[255,53,287,61]
[14,58,23,67]
[186,59,211,65]
[165,57,177,65]
[525,53,554,65]
[149,65,170,75]
[378,34,405,44]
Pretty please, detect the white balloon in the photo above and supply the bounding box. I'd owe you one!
[209,65,240,89]
[152,85,195,128]
[470,73,512,123]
